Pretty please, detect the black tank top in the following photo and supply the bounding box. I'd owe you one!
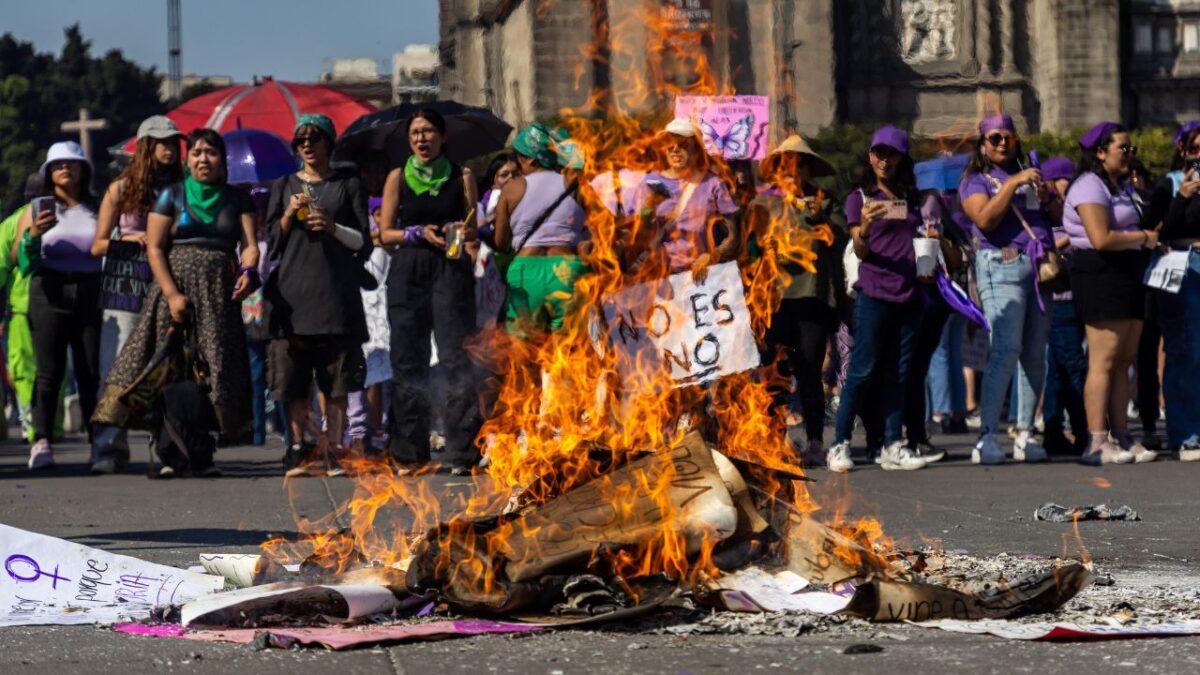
[398,162,466,228]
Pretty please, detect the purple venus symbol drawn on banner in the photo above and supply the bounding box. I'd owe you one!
[5,554,71,589]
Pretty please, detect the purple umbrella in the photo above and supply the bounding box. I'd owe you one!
[223,129,295,185]
[936,274,989,331]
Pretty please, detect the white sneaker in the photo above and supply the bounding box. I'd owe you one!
[972,433,1006,465]
[826,442,854,473]
[27,439,55,470]
[880,442,928,471]
[1180,441,1200,462]
[965,413,982,430]
[1014,431,1048,463]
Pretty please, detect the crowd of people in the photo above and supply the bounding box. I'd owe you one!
[5,107,1200,477]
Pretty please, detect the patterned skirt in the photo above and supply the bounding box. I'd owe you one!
[92,245,252,441]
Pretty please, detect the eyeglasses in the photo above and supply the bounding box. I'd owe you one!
[985,133,1016,146]
[1114,144,1137,155]
[293,135,322,147]
[408,128,440,139]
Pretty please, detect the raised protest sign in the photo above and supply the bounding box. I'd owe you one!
[100,239,153,313]
[0,523,223,626]
[602,262,759,388]
[675,95,770,161]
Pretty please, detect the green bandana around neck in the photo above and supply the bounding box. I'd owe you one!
[404,154,452,196]
[184,175,227,224]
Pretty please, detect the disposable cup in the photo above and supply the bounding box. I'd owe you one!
[913,237,940,277]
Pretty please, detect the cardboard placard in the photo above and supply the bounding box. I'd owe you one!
[601,262,760,388]
[100,240,152,313]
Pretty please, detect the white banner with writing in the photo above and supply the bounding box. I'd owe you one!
[0,523,223,626]
[601,262,760,388]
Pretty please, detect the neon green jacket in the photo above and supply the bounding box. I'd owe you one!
[0,205,32,315]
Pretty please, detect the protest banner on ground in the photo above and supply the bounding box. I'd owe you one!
[675,95,770,161]
[0,523,223,626]
[601,262,760,388]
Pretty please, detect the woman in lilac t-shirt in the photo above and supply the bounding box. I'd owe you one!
[828,127,933,473]
[958,113,1053,467]
[1064,122,1160,465]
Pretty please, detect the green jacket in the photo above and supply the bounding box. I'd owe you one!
[0,205,32,315]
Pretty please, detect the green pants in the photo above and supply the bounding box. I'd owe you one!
[7,313,63,441]
[504,256,587,335]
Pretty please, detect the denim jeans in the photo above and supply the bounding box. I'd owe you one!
[927,313,966,415]
[975,249,1051,433]
[1157,251,1200,449]
[835,293,923,445]
[1044,299,1088,439]
[247,339,285,445]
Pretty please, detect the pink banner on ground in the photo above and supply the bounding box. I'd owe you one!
[114,620,541,650]
[674,96,770,161]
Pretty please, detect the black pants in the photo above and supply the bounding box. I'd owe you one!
[904,294,952,445]
[387,246,480,466]
[765,298,835,443]
[28,269,102,442]
[1139,292,1162,433]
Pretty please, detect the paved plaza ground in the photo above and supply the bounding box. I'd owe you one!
[2,429,1200,674]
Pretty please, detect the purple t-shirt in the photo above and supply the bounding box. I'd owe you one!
[1062,172,1142,251]
[845,188,925,304]
[958,167,1052,249]
[635,171,739,270]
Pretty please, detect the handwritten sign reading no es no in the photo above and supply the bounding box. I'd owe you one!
[602,262,760,388]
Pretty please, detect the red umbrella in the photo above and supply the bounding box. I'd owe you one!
[113,77,376,155]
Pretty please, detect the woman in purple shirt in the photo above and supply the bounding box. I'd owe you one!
[828,127,931,473]
[958,114,1052,466]
[1065,122,1159,465]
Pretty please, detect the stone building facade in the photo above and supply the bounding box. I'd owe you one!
[438,0,1200,137]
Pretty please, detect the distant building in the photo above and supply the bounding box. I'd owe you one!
[438,0,1200,137]
[158,74,234,103]
[393,44,440,103]
[321,58,392,109]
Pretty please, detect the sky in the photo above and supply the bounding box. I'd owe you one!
[2,0,440,82]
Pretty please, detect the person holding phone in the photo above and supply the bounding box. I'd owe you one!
[631,118,740,281]
[265,114,372,476]
[92,129,258,477]
[958,113,1053,466]
[827,127,932,472]
[377,108,480,474]
[88,115,184,474]
[1064,122,1158,465]
[11,142,102,470]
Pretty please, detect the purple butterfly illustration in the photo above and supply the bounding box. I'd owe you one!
[698,114,755,159]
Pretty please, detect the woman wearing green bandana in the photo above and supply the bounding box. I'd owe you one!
[93,128,259,477]
[493,123,588,336]
[378,108,481,473]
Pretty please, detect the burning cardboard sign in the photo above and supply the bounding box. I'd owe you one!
[602,262,759,388]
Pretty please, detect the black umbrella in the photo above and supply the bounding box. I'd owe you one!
[333,101,513,167]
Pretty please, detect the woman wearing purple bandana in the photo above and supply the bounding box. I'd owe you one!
[1065,122,1159,465]
[959,113,1052,466]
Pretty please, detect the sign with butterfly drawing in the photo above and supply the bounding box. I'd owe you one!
[675,95,770,161]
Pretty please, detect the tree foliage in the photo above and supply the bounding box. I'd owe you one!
[0,25,164,213]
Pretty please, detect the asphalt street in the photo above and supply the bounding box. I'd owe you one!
[2,429,1200,675]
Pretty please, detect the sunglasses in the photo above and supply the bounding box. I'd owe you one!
[985,133,1016,146]
[293,134,323,147]
[49,161,76,172]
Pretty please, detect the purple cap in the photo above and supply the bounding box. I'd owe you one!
[870,126,910,155]
[1040,157,1075,182]
[1175,121,1200,147]
[1079,121,1122,150]
[979,114,1016,136]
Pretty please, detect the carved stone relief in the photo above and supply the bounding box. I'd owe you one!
[900,0,957,64]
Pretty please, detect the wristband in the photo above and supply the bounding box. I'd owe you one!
[239,266,260,282]
[403,225,425,245]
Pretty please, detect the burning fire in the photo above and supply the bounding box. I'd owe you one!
[263,0,886,602]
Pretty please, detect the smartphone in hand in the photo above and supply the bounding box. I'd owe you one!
[31,196,56,218]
